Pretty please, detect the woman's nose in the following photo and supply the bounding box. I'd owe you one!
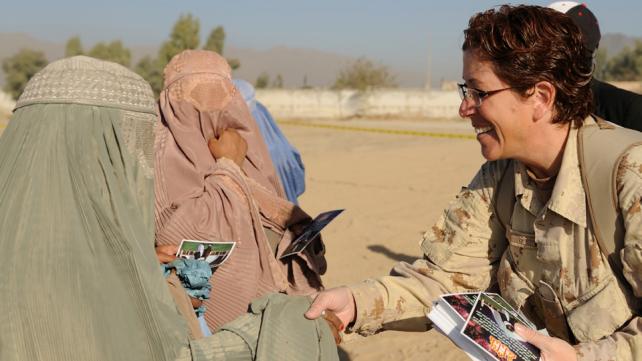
[458,98,476,118]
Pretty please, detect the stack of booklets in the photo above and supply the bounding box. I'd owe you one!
[427,292,543,361]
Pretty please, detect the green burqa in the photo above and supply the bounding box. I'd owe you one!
[0,56,189,361]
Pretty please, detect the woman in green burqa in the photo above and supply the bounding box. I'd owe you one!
[0,56,337,361]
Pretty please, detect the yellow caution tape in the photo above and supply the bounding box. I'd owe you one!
[277,120,476,140]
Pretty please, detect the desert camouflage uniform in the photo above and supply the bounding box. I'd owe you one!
[349,120,642,361]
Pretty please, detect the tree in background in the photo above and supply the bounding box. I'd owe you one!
[594,48,608,80]
[88,40,131,67]
[333,57,396,91]
[227,58,240,70]
[135,56,164,97]
[255,72,270,89]
[65,36,84,57]
[158,14,200,67]
[203,26,240,70]
[204,26,225,54]
[602,41,642,81]
[136,13,200,95]
[0,13,247,99]
[2,49,48,99]
[272,74,284,88]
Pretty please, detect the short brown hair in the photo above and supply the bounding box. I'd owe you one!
[462,5,593,126]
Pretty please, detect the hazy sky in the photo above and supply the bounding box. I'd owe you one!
[1,1,641,83]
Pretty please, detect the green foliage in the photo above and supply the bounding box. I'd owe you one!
[255,72,270,89]
[88,40,131,67]
[158,14,200,67]
[594,48,608,80]
[135,56,163,96]
[203,26,241,70]
[272,74,284,88]
[138,13,201,96]
[333,57,397,91]
[2,49,48,99]
[65,36,84,57]
[601,41,642,81]
[204,26,225,54]
[227,58,240,70]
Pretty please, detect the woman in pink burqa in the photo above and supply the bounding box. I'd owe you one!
[154,50,326,331]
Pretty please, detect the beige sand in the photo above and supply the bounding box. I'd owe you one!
[281,119,485,361]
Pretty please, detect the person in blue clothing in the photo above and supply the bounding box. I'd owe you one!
[233,79,306,204]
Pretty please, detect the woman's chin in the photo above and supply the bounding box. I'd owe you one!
[476,131,501,160]
[481,148,500,161]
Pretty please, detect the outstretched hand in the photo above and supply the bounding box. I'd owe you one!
[208,129,248,167]
[515,323,577,361]
[304,286,357,332]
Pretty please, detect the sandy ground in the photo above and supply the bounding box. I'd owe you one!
[280,118,485,361]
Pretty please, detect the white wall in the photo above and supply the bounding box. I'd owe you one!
[256,89,461,120]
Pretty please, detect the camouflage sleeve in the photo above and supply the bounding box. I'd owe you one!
[347,161,509,336]
[575,144,642,361]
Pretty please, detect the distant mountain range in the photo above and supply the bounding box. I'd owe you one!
[0,32,639,90]
[0,32,425,89]
[600,33,642,57]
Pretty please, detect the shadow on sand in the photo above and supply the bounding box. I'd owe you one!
[367,244,418,264]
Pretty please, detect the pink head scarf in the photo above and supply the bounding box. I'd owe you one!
[155,50,325,330]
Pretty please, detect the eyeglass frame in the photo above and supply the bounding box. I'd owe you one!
[457,83,516,107]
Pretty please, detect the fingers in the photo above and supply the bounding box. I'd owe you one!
[515,323,546,348]
[305,292,331,320]
[207,129,247,167]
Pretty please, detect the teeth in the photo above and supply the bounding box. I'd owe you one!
[474,125,493,135]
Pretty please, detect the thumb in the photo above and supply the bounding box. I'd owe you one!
[305,294,326,320]
[515,323,546,348]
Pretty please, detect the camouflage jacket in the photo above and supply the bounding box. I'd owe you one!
[349,124,642,361]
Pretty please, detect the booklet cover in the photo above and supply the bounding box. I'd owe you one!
[428,292,542,361]
[428,292,489,361]
[176,239,236,268]
[279,209,344,259]
[440,292,480,321]
[460,293,540,361]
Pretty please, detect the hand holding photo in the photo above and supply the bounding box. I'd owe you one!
[279,209,344,259]
[176,240,236,268]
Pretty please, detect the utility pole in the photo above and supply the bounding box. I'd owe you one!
[425,34,432,91]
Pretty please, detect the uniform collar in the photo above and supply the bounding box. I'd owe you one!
[513,118,590,227]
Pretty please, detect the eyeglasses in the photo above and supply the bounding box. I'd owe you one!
[457,83,515,107]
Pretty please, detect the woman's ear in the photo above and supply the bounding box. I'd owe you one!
[532,81,556,122]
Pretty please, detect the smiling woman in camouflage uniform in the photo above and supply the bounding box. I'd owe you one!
[306,5,642,361]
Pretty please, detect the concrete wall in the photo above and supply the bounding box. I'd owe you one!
[256,88,461,120]
[255,81,642,120]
